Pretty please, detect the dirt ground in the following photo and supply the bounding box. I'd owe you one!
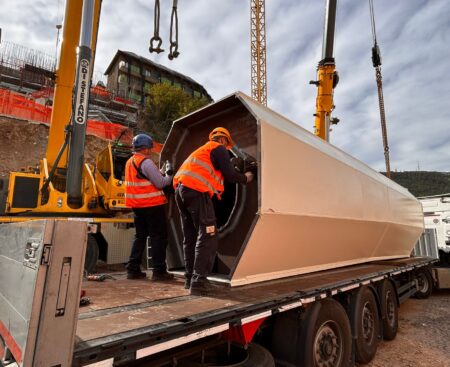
[0,115,107,178]
[364,289,450,367]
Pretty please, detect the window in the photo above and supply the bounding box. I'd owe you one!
[118,74,127,84]
[118,60,128,69]
[130,64,140,75]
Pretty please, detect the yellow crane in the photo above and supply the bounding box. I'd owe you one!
[4,0,129,217]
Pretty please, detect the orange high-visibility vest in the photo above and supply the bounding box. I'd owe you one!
[174,141,224,197]
[125,154,167,208]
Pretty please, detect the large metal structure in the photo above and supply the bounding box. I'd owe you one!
[162,92,424,286]
[311,0,339,142]
[250,0,267,106]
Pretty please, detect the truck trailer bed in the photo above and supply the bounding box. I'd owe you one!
[74,257,432,365]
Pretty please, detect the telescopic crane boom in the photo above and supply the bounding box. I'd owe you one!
[311,0,339,142]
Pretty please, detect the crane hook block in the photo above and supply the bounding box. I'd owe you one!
[149,37,164,54]
[372,44,382,67]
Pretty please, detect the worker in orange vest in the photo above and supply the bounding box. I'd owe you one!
[173,127,254,294]
[125,134,174,281]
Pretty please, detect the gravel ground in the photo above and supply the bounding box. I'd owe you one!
[364,289,450,367]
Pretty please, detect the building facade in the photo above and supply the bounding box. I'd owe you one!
[105,50,212,106]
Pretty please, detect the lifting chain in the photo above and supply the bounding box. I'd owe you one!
[149,0,164,54]
[168,0,180,60]
[369,0,391,178]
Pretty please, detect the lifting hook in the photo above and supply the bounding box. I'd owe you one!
[168,0,180,60]
[149,0,164,54]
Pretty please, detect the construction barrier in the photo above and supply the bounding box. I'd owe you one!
[0,88,133,143]
[0,88,52,123]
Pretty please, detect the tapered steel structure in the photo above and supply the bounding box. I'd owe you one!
[162,92,423,286]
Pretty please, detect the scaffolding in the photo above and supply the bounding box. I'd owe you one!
[0,41,56,92]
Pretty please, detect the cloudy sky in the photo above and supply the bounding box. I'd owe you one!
[1,0,449,171]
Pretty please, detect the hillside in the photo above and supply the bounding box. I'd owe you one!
[388,171,450,197]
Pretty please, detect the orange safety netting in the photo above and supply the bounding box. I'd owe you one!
[0,88,133,143]
[0,88,52,123]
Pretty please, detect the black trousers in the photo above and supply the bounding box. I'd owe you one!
[127,205,168,273]
[175,185,218,281]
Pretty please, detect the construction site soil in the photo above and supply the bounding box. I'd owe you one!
[0,115,106,178]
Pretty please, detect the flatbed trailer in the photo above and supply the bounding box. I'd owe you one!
[0,220,437,367]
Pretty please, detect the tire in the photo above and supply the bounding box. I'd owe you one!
[378,280,398,340]
[298,299,352,367]
[84,234,99,274]
[178,342,274,367]
[414,268,433,299]
[349,286,380,364]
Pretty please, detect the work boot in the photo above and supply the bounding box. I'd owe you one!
[151,270,175,281]
[127,271,147,279]
[189,278,214,296]
[184,275,192,290]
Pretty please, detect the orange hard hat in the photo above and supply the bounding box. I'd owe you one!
[209,127,234,149]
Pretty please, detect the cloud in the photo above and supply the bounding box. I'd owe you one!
[1,0,449,171]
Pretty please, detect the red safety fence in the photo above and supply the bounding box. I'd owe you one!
[0,88,133,143]
[0,88,52,122]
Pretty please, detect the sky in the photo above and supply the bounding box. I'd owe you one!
[1,0,449,172]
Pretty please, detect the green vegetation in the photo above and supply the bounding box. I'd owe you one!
[386,171,450,197]
[141,83,209,143]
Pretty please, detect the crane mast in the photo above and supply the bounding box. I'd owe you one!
[311,0,339,142]
[250,0,267,106]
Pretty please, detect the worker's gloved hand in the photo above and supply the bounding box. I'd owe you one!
[244,171,254,184]
[160,161,174,176]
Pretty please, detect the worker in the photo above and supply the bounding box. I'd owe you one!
[125,133,174,281]
[173,127,254,294]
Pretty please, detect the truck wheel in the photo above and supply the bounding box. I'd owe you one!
[414,268,433,299]
[84,234,99,274]
[350,286,380,364]
[379,280,398,340]
[298,299,352,367]
[178,342,274,367]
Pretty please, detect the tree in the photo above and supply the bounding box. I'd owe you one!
[141,83,209,143]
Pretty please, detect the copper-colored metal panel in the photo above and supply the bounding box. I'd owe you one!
[232,214,420,285]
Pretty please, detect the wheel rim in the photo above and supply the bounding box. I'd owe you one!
[417,273,429,293]
[313,321,343,367]
[385,290,396,328]
[362,301,375,343]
